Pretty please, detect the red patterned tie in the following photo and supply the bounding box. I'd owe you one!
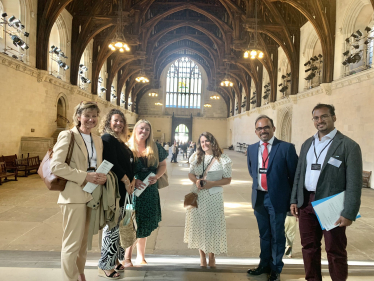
[261,143,269,191]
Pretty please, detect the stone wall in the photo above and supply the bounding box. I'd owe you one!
[228,69,374,188]
[0,53,137,156]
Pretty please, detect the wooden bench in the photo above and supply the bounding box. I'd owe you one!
[16,156,40,177]
[0,162,17,185]
[363,171,372,188]
[1,154,18,172]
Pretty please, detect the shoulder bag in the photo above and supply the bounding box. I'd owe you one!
[38,130,75,191]
[119,193,137,249]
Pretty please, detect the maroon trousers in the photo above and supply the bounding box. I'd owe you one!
[299,192,348,281]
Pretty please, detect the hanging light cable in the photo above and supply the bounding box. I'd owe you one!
[108,0,130,52]
[244,0,264,60]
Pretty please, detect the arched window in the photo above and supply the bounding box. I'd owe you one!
[175,124,189,143]
[166,57,201,109]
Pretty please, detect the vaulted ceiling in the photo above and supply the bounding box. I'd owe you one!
[36,0,354,115]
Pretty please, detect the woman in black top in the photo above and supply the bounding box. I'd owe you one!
[97,109,135,279]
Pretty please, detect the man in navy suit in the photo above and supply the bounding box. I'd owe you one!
[247,115,298,281]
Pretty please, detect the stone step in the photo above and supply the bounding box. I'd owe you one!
[52,127,65,144]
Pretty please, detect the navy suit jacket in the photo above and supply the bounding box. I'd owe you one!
[247,137,298,213]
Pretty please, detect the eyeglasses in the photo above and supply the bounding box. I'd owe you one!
[312,114,333,122]
[255,126,271,132]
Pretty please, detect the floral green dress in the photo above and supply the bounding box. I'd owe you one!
[133,143,168,238]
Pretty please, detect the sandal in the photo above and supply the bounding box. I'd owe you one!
[136,259,148,265]
[115,263,125,272]
[123,258,133,267]
[98,268,120,280]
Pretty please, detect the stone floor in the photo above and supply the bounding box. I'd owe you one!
[0,150,373,280]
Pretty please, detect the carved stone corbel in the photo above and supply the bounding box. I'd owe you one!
[289,94,298,104]
[37,70,49,83]
[320,83,332,96]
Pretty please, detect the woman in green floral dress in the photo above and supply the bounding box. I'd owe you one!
[124,120,168,266]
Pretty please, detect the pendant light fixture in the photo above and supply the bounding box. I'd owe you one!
[203,103,212,108]
[243,0,264,60]
[136,61,150,83]
[221,63,233,87]
[108,0,130,52]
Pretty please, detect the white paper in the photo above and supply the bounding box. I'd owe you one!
[83,160,114,193]
[312,191,362,231]
[328,157,342,168]
[206,170,224,195]
[134,172,156,197]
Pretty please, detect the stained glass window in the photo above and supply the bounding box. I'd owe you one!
[165,57,202,108]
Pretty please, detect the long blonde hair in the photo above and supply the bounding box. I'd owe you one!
[127,119,158,167]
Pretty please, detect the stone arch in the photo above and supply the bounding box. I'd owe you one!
[341,0,371,37]
[277,107,292,143]
[48,12,70,81]
[55,93,69,128]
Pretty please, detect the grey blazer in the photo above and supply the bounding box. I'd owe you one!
[290,131,362,221]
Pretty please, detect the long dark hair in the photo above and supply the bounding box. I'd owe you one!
[196,132,223,165]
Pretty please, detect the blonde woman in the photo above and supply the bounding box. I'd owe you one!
[184,132,232,267]
[124,120,168,265]
[50,101,107,281]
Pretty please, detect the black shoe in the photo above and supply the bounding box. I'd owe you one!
[268,271,280,281]
[285,246,292,256]
[247,265,271,275]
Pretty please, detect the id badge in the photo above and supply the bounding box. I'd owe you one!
[259,168,267,174]
[311,164,321,170]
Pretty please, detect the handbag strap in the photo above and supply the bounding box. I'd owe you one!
[203,157,216,180]
[65,130,75,165]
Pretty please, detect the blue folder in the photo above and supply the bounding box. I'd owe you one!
[311,191,361,230]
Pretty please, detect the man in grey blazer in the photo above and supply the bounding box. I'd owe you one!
[290,104,362,281]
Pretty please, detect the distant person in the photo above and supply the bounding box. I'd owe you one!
[182,142,188,159]
[247,115,298,281]
[50,101,107,281]
[284,212,297,258]
[171,141,178,163]
[184,132,232,267]
[187,142,196,164]
[291,104,362,281]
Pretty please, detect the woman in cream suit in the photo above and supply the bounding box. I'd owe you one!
[50,101,107,281]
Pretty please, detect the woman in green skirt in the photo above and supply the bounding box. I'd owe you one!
[124,120,168,266]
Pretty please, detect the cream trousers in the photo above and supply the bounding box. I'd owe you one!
[60,204,91,281]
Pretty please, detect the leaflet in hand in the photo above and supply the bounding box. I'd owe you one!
[206,170,224,195]
[83,160,114,194]
[134,172,156,197]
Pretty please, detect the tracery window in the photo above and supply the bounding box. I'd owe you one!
[165,57,201,108]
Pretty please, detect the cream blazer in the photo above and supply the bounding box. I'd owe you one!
[50,126,103,204]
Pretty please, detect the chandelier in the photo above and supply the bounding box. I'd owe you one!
[149,92,158,97]
[220,75,233,87]
[108,0,130,53]
[221,63,233,87]
[210,94,220,100]
[135,69,149,83]
[155,102,163,106]
[243,0,264,60]
[203,103,212,108]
